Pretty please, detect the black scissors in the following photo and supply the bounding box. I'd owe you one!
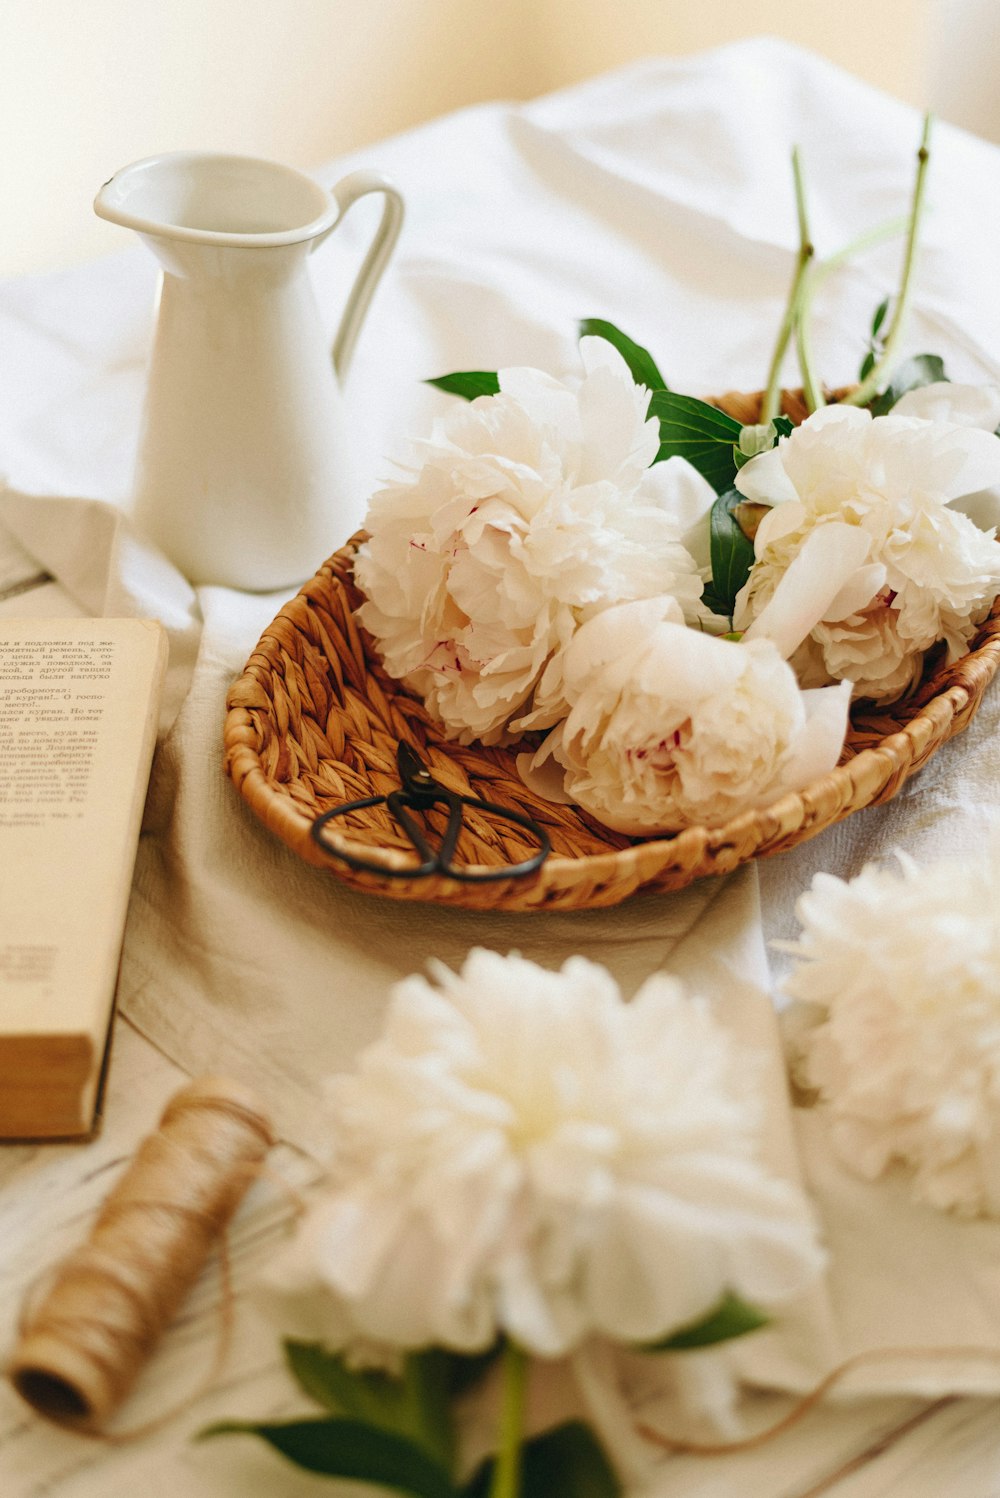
[310,742,551,883]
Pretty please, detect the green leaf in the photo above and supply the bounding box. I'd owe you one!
[426,371,500,401]
[285,1340,376,1416]
[463,1421,621,1498]
[578,318,667,391]
[871,296,890,339]
[284,1342,453,1470]
[772,415,794,438]
[648,391,742,494]
[200,1417,458,1498]
[699,585,732,616]
[644,1291,769,1351]
[705,487,756,618]
[868,352,948,415]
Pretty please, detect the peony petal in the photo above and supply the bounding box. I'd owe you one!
[951,485,1000,535]
[933,425,1000,505]
[742,523,876,658]
[516,733,575,803]
[633,619,743,701]
[878,416,1000,505]
[578,334,635,380]
[583,1190,728,1341]
[892,381,1000,430]
[562,595,684,682]
[734,443,799,506]
[641,455,718,566]
[497,364,573,406]
[772,681,852,797]
[801,404,873,434]
[738,408,874,507]
[576,339,661,482]
[752,498,807,553]
[825,562,889,621]
[498,1251,583,1356]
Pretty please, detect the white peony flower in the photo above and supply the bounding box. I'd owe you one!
[781,843,1000,1216]
[518,596,851,834]
[263,949,825,1357]
[733,404,1000,703]
[354,339,707,744]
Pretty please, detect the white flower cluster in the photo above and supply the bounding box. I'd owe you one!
[357,354,1000,835]
[356,342,853,831]
[734,391,1000,704]
[355,339,705,745]
[782,842,1000,1216]
[264,950,825,1356]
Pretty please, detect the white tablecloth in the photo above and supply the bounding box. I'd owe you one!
[3,36,1000,1426]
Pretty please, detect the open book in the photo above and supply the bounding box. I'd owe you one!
[0,617,166,1136]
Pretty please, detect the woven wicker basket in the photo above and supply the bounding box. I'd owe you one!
[224,389,1000,912]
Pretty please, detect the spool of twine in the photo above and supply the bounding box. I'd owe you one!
[7,1075,274,1429]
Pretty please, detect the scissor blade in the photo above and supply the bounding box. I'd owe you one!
[396,740,439,793]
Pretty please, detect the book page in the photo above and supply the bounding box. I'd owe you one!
[0,620,166,1056]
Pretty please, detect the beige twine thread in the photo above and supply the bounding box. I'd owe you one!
[6,1076,275,1436]
[636,1344,1000,1456]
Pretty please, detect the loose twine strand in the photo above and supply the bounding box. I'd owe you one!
[6,1076,283,1439]
[635,1344,1000,1457]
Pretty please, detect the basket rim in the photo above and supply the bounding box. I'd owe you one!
[224,531,1000,911]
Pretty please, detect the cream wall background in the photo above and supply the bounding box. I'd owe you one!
[0,0,989,277]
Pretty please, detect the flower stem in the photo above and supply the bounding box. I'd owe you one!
[762,147,815,424]
[793,216,907,410]
[843,113,933,408]
[787,149,829,413]
[489,1342,528,1498]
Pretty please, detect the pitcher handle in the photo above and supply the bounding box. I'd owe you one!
[315,170,404,382]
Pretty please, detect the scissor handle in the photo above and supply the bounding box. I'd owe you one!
[311,793,436,878]
[310,788,463,879]
[438,794,551,882]
[310,787,550,883]
[387,787,464,873]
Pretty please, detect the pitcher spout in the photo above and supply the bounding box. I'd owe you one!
[94,152,339,249]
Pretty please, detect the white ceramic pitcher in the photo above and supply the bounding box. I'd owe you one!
[95,152,404,590]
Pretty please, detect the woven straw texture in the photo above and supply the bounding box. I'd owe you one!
[224,389,1000,912]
